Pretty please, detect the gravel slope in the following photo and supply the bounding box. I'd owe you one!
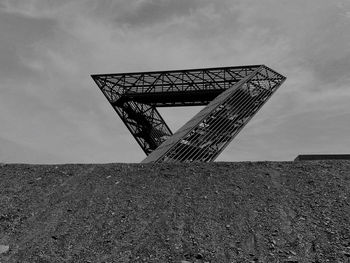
[0,161,349,263]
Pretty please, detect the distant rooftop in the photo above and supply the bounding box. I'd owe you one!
[295,154,350,161]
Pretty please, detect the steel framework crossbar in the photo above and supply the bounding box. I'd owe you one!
[92,65,286,162]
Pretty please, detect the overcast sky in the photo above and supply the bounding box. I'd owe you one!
[0,0,349,164]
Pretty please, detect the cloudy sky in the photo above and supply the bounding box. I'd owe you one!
[0,0,349,164]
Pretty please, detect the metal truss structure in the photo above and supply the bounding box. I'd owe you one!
[92,65,286,163]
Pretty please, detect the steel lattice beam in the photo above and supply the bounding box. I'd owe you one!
[92,65,286,162]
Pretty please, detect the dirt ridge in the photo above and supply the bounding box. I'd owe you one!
[0,161,349,262]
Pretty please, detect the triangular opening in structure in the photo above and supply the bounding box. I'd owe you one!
[157,106,204,132]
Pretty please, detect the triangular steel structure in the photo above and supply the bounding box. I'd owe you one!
[92,65,286,163]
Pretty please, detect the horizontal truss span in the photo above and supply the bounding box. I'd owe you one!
[92,65,286,162]
[92,65,264,107]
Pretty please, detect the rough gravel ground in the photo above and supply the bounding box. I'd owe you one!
[0,161,349,263]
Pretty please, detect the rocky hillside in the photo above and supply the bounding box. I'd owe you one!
[0,161,349,263]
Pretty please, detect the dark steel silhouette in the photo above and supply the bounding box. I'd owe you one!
[92,65,286,163]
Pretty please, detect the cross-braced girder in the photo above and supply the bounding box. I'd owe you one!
[92,65,286,162]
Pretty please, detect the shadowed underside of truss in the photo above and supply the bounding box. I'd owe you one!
[92,65,286,163]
